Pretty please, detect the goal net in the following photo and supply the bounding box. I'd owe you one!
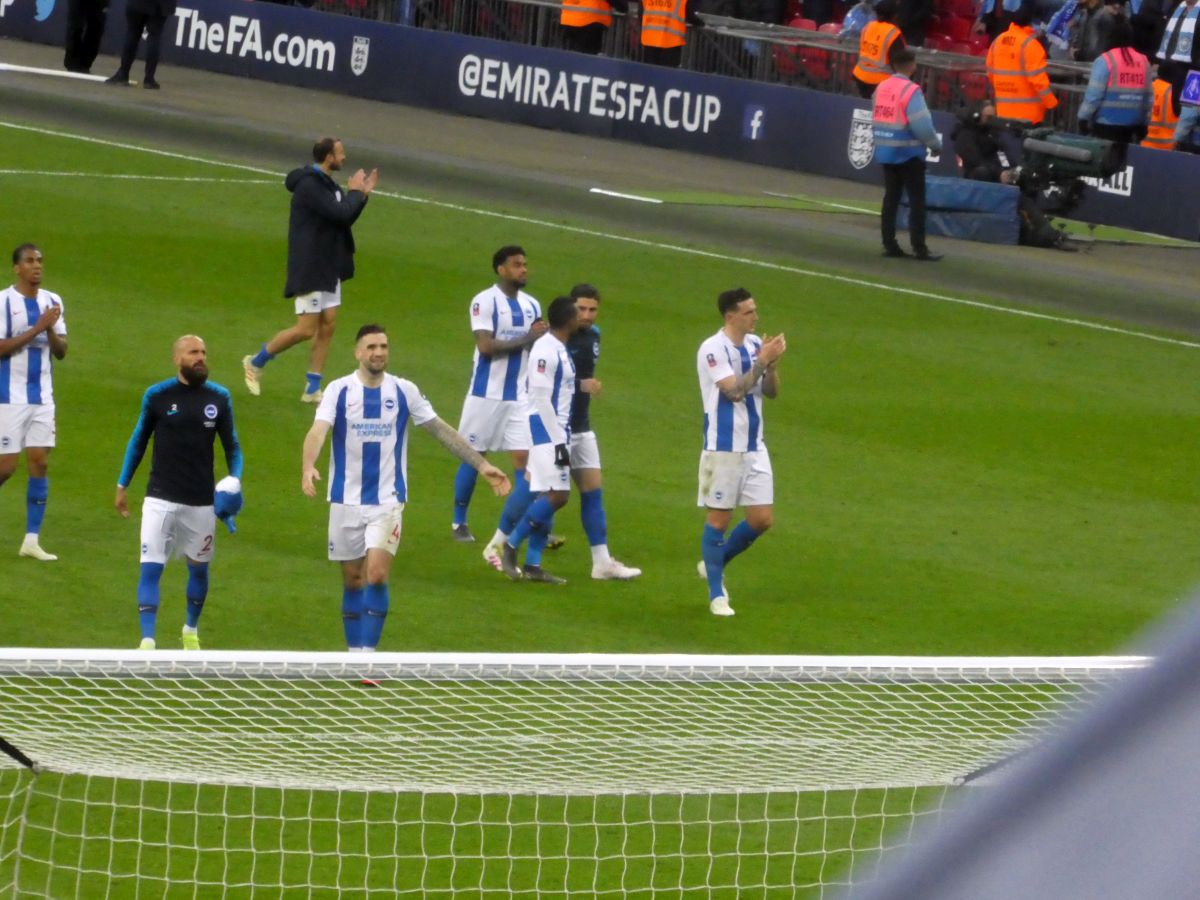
[0,651,1147,898]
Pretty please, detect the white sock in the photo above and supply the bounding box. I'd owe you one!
[591,544,611,566]
[489,529,509,547]
[182,625,198,635]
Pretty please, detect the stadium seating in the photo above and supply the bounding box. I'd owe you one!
[942,16,973,41]
[788,15,818,29]
[818,21,841,34]
[968,33,990,55]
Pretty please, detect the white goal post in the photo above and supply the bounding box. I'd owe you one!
[0,651,1149,898]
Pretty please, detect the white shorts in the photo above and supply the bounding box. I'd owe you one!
[328,502,404,561]
[294,282,341,316]
[568,431,601,470]
[140,497,216,564]
[528,443,572,493]
[457,396,531,453]
[0,404,56,453]
[697,449,774,510]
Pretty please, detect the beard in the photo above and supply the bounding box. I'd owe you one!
[180,365,208,387]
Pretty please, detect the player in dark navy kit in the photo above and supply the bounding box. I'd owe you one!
[116,335,244,650]
[565,285,640,580]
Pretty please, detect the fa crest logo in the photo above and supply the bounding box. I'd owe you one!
[592,343,600,359]
[848,108,875,170]
[537,359,546,373]
[472,302,480,316]
[706,353,717,368]
[351,36,370,76]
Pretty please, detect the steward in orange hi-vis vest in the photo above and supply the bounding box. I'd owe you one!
[986,20,1058,124]
[1141,78,1179,150]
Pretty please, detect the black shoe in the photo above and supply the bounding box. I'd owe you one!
[882,245,909,258]
[522,565,566,585]
[451,523,475,543]
[105,72,130,85]
[913,249,943,262]
[143,78,160,90]
[545,534,566,550]
[500,543,523,581]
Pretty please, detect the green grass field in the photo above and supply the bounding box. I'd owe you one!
[0,114,1197,897]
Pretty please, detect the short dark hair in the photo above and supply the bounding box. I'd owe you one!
[1011,2,1033,26]
[717,287,752,316]
[492,245,525,273]
[355,323,386,342]
[875,0,897,21]
[1106,18,1134,50]
[891,46,917,69]
[11,243,38,265]
[570,283,600,301]
[548,296,579,329]
[313,137,340,164]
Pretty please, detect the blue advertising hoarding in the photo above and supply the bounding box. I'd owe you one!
[1,0,1196,240]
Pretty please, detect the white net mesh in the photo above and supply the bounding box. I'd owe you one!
[0,651,1148,897]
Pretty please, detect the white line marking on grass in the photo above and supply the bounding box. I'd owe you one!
[4,119,1197,350]
[0,169,274,184]
[589,187,663,203]
[0,63,106,82]
[763,190,877,214]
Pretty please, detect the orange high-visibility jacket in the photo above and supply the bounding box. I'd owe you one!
[853,20,903,85]
[986,23,1058,124]
[1142,78,1179,150]
[562,0,613,28]
[641,0,687,48]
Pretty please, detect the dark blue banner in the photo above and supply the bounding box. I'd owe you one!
[2,0,1196,239]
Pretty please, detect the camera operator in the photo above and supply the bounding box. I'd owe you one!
[952,101,1018,183]
[1077,20,1153,168]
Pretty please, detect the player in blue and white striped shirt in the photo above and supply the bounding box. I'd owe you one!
[499,296,579,585]
[451,245,546,545]
[303,324,511,650]
[0,244,68,562]
[696,288,787,617]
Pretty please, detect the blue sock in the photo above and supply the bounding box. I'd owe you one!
[342,587,365,648]
[526,512,556,567]
[362,584,390,649]
[453,463,478,526]
[25,476,48,535]
[701,525,727,600]
[251,344,274,368]
[508,495,553,551]
[137,562,165,640]
[185,562,209,628]
[579,488,607,547]
[723,521,762,566]
[497,468,532,535]
[304,372,322,395]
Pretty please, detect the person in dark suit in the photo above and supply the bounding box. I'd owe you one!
[63,0,108,74]
[106,0,177,89]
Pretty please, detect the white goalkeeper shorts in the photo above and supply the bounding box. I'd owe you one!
[140,497,216,564]
[328,502,404,561]
[0,404,56,452]
[457,396,531,453]
[528,442,572,493]
[293,282,341,316]
[697,449,773,510]
[568,430,601,471]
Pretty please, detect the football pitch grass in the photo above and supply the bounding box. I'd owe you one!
[0,112,1197,895]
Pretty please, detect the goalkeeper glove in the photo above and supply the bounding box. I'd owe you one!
[214,476,243,534]
[554,444,570,467]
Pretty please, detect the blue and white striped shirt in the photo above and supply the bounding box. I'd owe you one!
[315,373,437,505]
[526,332,575,447]
[0,287,66,406]
[697,329,766,453]
[466,285,542,402]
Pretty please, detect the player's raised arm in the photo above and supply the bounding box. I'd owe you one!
[301,420,332,497]
[420,417,512,496]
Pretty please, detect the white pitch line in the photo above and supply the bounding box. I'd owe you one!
[763,189,877,214]
[0,62,106,82]
[0,169,274,184]
[3,119,1197,351]
[589,187,663,204]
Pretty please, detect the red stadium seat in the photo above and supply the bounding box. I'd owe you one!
[789,15,818,29]
[945,40,972,54]
[800,46,833,82]
[951,0,977,16]
[818,21,842,34]
[960,70,991,102]
[968,33,990,55]
[784,0,804,21]
[943,15,973,41]
[925,34,951,50]
[772,44,802,78]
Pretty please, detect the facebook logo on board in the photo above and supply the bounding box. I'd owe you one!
[743,106,766,141]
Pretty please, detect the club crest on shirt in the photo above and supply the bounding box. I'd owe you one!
[472,302,480,316]
[537,359,547,373]
[204,404,218,420]
[384,398,396,412]
[706,353,717,368]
